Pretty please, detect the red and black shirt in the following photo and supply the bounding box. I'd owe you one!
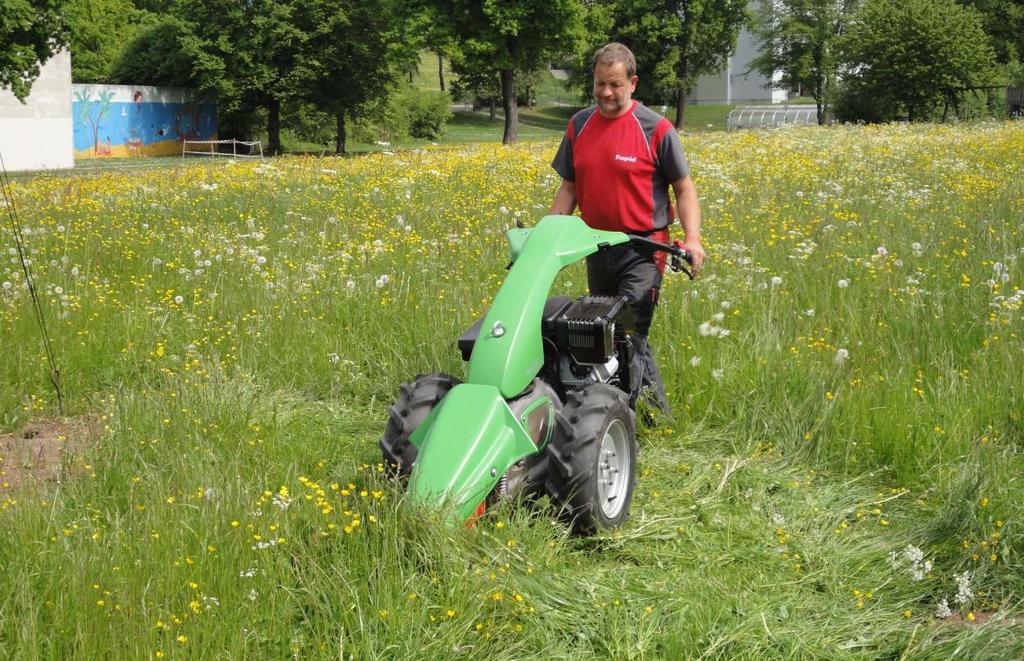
[551,100,688,234]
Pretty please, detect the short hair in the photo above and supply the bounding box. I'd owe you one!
[591,42,636,78]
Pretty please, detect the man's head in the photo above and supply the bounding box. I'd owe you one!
[591,42,638,118]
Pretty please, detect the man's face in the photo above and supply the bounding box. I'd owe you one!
[593,61,638,118]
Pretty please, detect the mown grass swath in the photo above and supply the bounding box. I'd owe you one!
[1,124,1022,658]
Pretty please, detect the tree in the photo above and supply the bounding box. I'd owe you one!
[751,0,859,124]
[610,0,750,128]
[65,0,154,82]
[295,0,411,154]
[960,0,1024,65]
[422,0,585,144]
[842,0,998,121]
[0,0,68,101]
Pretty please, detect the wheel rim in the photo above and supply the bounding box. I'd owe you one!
[597,418,630,519]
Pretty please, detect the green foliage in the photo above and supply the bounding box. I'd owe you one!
[841,0,999,122]
[0,0,68,101]
[351,83,451,143]
[606,0,750,126]
[422,0,586,143]
[961,0,1024,65]
[750,0,860,124]
[64,0,154,82]
[293,0,411,153]
[109,16,197,87]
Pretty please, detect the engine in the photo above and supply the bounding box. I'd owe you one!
[542,295,635,391]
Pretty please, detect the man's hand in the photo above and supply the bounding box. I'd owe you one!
[680,238,706,275]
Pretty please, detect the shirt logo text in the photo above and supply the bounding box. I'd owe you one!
[614,154,637,163]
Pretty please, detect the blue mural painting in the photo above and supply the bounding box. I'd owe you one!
[72,85,217,158]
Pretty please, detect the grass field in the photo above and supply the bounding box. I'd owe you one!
[2,123,1023,658]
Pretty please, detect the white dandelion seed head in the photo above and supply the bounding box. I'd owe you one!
[712,311,725,322]
[911,242,922,252]
[771,276,783,286]
[690,355,701,367]
[698,322,714,337]
[2,281,11,290]
[71,266,80,277]
[346,280,356,291]
[993,262,1003,273]
[876,246,888,257]
[805,309,815,317]
[720,300,732,310]
[837,279,850,289]
[53,286,63,295]
[711,368,724,380]
[173,295,184,304]
[256,255,267,265]
[834,348,849,365]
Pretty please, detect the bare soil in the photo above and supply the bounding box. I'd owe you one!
[0,417,96,491]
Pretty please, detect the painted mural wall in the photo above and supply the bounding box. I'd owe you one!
[71,84,217,159]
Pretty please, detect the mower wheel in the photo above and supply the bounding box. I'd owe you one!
[544,383,637,535]
[380,372,460,478]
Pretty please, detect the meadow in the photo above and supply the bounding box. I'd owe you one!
[1,122,1023,658]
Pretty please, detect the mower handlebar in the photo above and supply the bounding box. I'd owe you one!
[628,235,695,279]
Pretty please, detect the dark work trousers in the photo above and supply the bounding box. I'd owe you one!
[586,240,671,414]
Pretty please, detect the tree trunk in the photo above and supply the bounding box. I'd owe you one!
[674,87,687,128]
[437,53,445,92]
[335,112,346,155]
[489,98,496,122]
[501,68,518,144]
[267,98,281,156]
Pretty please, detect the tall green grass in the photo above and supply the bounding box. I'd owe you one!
[1,124,1022,658]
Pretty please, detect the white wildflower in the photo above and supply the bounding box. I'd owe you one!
[936,598,952,619]
[876,246,888,257]
[698,322,714,337]
[712,311,725,322]
[954,571,973,604]
[690,355,701,367]
[804,309,815,317]
[711,368,724,380]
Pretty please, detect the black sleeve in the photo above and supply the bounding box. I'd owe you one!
[657,128,689,182]
[551,132,575,182]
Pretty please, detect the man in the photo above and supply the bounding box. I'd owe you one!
[549,42,705,414]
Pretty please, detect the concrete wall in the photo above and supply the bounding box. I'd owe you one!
[0,51,74,171]
[690,2,785,105]
[72,84,217,159]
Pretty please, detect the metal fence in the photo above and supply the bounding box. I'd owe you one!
[726,105,818,130]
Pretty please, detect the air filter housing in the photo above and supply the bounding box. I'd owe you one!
[551,296,632,365]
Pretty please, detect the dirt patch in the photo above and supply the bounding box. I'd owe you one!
[0,417,97,492]
[945,611,1023,627]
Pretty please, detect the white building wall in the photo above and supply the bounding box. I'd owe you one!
[0,50,74,171]
[690,2,785,105]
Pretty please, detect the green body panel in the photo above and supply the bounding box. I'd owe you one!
[467,215,629,398]
[408,383,538,521]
